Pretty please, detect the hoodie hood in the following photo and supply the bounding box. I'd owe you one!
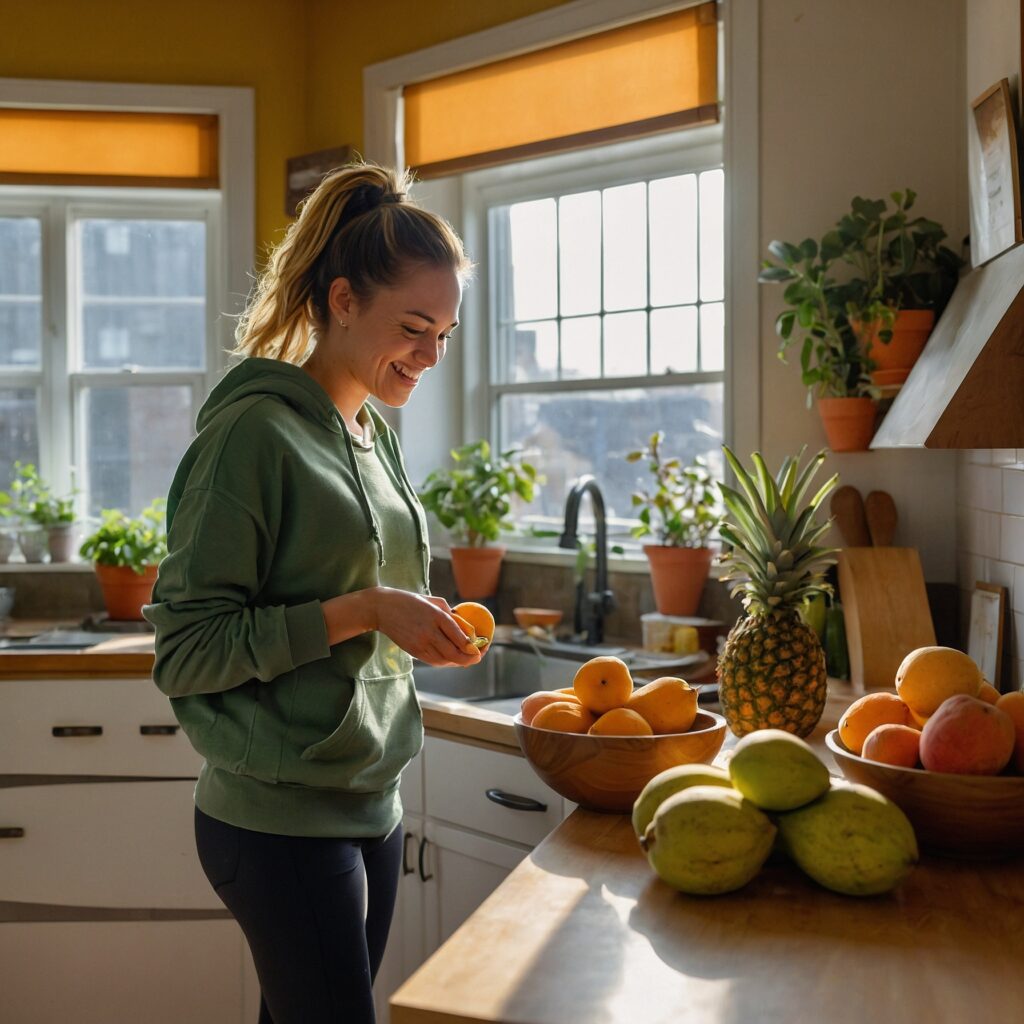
[197,357,345,434]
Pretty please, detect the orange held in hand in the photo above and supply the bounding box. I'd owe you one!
[626,677,698,734]
[861,723,921,768]
[838,692,914,755]
[532,701,596,734]
[572,656,633,714]
[520,690,581,725]
[589,707,653,737]
[452,602,495,651]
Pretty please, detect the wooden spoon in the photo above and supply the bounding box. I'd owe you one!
[829,486,872,547]
[865,490,898,547]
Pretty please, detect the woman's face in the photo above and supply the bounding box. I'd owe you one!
[332,264,462,409]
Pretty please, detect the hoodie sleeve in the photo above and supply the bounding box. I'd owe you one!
[143,486,331,698]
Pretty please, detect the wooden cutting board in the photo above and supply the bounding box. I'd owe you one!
[837,548,936,692]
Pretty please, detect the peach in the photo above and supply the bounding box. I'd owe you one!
[919,694,1015,775]
[861,724,921,769]
[995,691,1024,774]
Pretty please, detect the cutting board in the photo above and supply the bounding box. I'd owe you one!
[837,548,936,692]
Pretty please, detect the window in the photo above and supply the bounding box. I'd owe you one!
[0,192,218,518]
[471,132,726,537]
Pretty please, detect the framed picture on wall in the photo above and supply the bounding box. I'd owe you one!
[968,78,1023,267]
[967,581,1007,687]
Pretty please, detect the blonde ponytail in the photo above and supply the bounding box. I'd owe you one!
[235,162,469,363]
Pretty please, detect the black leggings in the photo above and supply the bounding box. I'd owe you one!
[195,806,404,1024]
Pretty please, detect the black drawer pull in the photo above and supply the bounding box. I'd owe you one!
[52,725,102,737]
[0,827,25,839]
[485,788,547,813]
[140,724,180,735]
[402,831,416,876]
[418,836,433,882]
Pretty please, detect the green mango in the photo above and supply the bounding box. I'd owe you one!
[728,729,831,811]
[631,763,733,840]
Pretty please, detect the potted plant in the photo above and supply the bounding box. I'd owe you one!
[828,190,963,386]
[627,432,718,616]
[419,440,538,599]
[78,499,167,620]
[8,461,79,562]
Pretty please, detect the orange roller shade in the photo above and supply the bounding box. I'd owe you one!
[404,3,718,178]
[0,109,219,188]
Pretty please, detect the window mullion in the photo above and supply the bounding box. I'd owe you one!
[47,196,74,504]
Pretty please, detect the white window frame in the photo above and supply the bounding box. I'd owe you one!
[0,78,253,529]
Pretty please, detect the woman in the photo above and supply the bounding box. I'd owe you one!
[144,162,481,1023]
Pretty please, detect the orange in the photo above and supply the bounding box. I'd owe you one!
[521,689,581,725]
[452,602,495,647]
[572,656,633,714]
[895,646,982,718]
[451,613,486,652]
[588,707,653,737]
[978,681,1001,705]
[532,700,596,734]
[838,692,913,755]
[557,687,577,696]
[995,691,1024,773]
[626,677,698,734]
[861,723,921,768]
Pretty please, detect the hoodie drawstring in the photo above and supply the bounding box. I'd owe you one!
[340,425,386,568]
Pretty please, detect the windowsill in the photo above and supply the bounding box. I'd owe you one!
[0,561,95,573]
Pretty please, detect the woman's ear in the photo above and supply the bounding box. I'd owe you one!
[327,277,356,325]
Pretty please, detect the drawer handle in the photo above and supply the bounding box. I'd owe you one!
[485,788,548,813]
[402,831,417,876]
[418,836,433,883]
[0,827,25,839]
[52,725,102,737]
[140,724,180,735]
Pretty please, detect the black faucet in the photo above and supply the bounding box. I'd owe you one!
[559,475,616,646]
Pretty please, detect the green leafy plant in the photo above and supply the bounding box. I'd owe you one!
[78,499,168,573]
[9,461,77,526]
[419,440,538,547]
[626,432,718,547]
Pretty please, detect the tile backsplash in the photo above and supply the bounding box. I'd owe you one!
[957,450,1024,691]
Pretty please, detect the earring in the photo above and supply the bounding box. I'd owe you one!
[338,318,348,328]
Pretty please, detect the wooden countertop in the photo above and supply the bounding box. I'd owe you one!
[392,706,1024,1024]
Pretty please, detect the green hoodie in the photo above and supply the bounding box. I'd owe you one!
[144,357,430,838]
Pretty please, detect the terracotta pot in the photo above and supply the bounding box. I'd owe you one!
[449,545,505,600]
[854,309,936,387]
[94,563,159,620]
[643,545,713,617]
[817,397,877,453]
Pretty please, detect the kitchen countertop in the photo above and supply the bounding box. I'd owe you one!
[391,709,1024,1024]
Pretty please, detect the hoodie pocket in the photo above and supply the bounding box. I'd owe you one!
[299,677,367,763]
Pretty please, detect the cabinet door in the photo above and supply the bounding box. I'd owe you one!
[373,813,425,1024]
[420,820,528,957]
[0,919,249,1024]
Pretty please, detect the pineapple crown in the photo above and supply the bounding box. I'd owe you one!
[717,446,838,617]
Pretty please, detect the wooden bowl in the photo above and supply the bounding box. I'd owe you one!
[513,607,563,630]
[826,730,1024,859]
[514,710,727,814]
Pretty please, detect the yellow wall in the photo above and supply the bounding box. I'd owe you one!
[0,0,569,258]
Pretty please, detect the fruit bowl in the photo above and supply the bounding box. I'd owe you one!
[514,710,727,814]
[826,730,1024,859]
[512,607,563,630]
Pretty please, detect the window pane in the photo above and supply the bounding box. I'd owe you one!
[558,191,601,316]
[650,174,698,307]
[699,169,724,302]
[512,321,558,382]
[498,383,724,525]
[508,199,557,321]
[603,310,646,378]
[0,217,42,368]
[700,302,725,371]
[560,316,601,380]
[77,219,206,369]
[0,389,40,487]
[602,182,647,311]
[84,386,193,517]
[651,306,698,374]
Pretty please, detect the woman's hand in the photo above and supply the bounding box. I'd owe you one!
[363,588,482,667]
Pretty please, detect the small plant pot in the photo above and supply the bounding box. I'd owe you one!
[47,524,77,563]
[0,531,15,564]
[643,545,713,617]
[855,309,936,387]
[817,397,878,453]
[17,528,49,564]
[93,563,159,620]
[449,545,506,600]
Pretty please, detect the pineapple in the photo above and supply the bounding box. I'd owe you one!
[716,446,838,738]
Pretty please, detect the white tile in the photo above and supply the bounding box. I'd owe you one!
[957,549,986,589]
[966,450,992,465]
[1004,467,1024,515]
[966,509,1001,559]
[1015,565,1024,612]
[993,449,1018,466]
[1001,515,1024,564]
[963,464,1003,512]
[986,559,1016,591]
